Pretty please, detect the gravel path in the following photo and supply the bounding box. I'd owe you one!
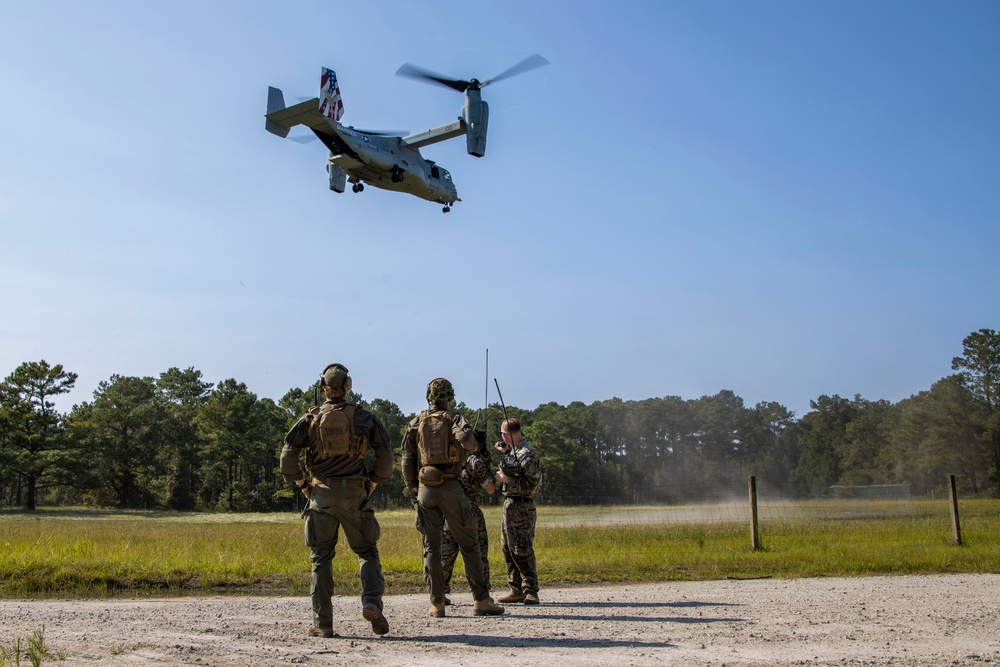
[1,574,998,666]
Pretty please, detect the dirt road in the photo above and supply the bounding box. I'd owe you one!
[1,574,998,666]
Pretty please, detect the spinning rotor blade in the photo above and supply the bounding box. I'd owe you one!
[396,53,549,93]
[481,53,549,87]
[395,63,470,93]
[352,127,409,137]
[289,129,407,144]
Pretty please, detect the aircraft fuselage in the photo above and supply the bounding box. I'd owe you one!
[322,121,459,205]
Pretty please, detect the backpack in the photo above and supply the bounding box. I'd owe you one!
[306,403,368,469]
[416,410,458,467]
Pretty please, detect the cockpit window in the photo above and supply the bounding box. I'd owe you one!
[431,166,440,179]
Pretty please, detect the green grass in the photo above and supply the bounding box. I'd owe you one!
[0,625,65,666]
[108,642,155,656]
[1,499,998,598]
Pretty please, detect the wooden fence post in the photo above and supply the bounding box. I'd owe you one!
[948,474,962,546]
[749,476,760,552]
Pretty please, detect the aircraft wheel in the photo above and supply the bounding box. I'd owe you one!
[358,183,365,192]
[442,205,450,213]
[391,173,403,183]
[352,183,359,193]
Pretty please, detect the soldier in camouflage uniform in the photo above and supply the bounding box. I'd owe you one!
[441,437,496,602]
[401,378,504,618]
[280,363,394,638]
[494,417,543,604]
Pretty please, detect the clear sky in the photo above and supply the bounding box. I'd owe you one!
[1,1,998,418]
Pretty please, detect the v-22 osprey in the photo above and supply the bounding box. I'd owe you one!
[264,55,548,212]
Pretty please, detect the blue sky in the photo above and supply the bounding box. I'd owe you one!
[1,1,998,418]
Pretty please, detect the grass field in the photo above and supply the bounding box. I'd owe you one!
[1,499,997,598]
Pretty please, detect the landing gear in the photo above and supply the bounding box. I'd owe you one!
[352,182,365,193]
[391,167,404,183]
[442,205,451,213]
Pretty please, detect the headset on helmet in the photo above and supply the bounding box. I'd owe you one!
[320,363,352,394]
[426,377,455,404]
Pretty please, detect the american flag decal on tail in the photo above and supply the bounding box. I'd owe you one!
[319,68,345,122]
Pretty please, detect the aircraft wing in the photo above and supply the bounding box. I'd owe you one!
[400,119,465,149]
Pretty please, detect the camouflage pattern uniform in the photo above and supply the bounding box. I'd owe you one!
[442,452,494,595]
[401,383,493,608]
[499,440,542,597]
[281,396,393,634]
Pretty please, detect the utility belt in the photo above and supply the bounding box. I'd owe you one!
[505,495,534,503]
[418,465,457,487]
[312,476,365,488]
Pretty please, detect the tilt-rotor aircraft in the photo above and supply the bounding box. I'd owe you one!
[264,54,548,212]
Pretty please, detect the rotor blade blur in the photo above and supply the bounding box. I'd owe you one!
[395,62,470,93]
[288,134,319,144]
[353,128,410,137]
[481,53,550,87]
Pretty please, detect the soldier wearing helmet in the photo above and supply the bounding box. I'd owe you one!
[441,434,496,603]
[401,377,504,618]
[280,363,394,638]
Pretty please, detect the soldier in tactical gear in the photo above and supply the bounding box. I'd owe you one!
[401,378,504,618]
[494,417,542,604]
[441,433,496,602]
[280,363,394,637]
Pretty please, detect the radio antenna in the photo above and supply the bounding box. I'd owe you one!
[494,377,509,427]
[485,349,489,441]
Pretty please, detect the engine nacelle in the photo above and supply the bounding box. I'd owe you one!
[327,161,347,193]
[463,92,489,157]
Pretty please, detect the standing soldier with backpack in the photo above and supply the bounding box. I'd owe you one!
[441,436,497,603]
[280,363,394,638]
[401,378,504,618]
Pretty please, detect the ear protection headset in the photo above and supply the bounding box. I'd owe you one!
[320,363,352,393]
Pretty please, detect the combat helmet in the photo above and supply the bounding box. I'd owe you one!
[426,377,455,404]
[321,363,352,394]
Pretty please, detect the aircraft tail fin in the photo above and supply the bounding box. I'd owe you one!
[319,67,345,122]
[265,86,290,138]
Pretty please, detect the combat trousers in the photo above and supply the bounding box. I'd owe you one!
[500,496,538,595]
[416,479,489,604]
[442,505,490,595]
[304,487,384,630]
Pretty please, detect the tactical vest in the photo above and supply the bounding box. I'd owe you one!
[305,403,368,471]
[416,409,459,467]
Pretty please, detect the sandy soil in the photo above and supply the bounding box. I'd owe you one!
[1,574,998,666]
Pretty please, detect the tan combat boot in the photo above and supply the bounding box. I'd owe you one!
[498,590,526,603]
[523,592,540,605]
[428,602,446,617]
[473,597,505,616]
[308,625,334,638]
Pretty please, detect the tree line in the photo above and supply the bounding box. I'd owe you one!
[1,329,998,511]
